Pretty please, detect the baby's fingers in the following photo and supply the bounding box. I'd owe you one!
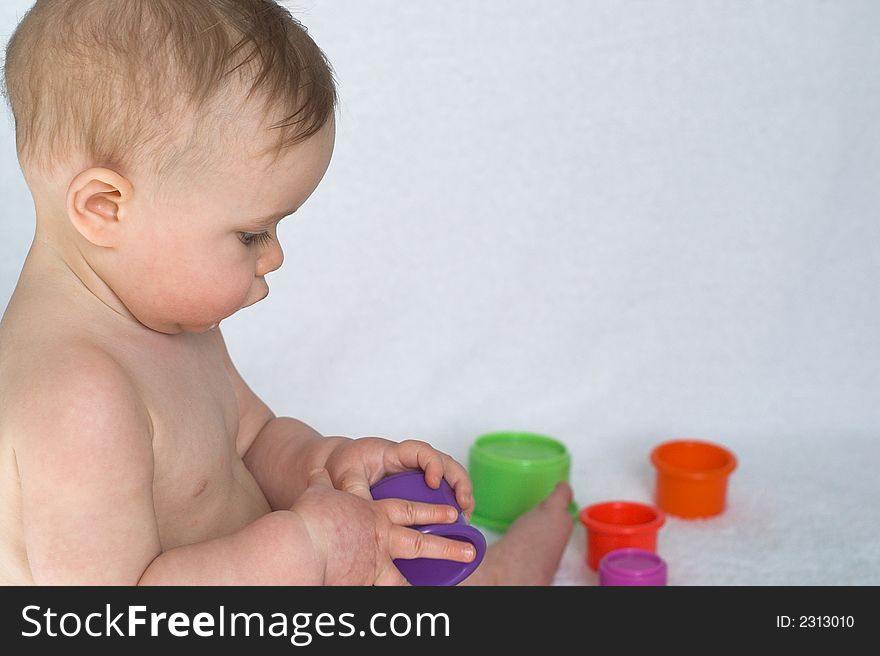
[389,527,477,563]
[377,499,459,527]
[387,440,445,488]
[437,455,474,517]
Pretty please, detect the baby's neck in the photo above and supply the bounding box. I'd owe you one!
[17,235,143,332]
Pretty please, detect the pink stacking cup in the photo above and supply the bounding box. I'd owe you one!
[599,548,668,586]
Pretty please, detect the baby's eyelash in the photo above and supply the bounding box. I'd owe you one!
[239,231,274,247]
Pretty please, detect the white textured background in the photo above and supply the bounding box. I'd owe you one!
[1,1,878,584]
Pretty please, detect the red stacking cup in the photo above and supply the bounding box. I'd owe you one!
[579,501,665,571]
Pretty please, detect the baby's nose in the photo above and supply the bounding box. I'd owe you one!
[256,244,284,276]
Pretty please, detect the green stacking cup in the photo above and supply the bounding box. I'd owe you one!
[468,431,578,532]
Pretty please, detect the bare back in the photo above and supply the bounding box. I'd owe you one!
[0,253,271,584]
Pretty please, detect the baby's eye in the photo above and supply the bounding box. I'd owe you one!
[239,231,274,248]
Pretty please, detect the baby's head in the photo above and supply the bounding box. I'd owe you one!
[2,0,337,333]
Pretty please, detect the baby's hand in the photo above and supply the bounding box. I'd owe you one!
[291,469,476,585]
[324,437,475,519]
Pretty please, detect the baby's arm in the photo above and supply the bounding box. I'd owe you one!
[208,326,345,510]
[14,352,322,585]
[245,421,474,517]
[242,415,349,510]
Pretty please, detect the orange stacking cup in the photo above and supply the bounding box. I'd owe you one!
[651,439,737,518]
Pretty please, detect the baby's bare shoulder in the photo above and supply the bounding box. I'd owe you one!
[4,338,161,584]
[3,337,153,455]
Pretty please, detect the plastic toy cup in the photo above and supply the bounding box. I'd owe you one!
[599,548,668,586]
[579,501,665,571]
[369,470,486,586]
[468,431,578,532]
[651,439,737,518]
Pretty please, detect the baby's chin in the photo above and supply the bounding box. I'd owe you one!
[136,315,224,335]
[134,293,257,334]
[241,286,269,309]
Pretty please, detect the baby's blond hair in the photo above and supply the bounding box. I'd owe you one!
[2,0,337,189]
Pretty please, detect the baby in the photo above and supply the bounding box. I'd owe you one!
[0,0,572,585]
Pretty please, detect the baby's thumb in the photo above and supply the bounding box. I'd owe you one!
[307,467,334,489]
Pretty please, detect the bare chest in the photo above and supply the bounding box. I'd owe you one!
[124,333,271,549]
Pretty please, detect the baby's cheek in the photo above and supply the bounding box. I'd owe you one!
[165,266,251,324]
[210,273,253,313]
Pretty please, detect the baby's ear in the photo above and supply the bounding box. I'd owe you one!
[66,168,134,248]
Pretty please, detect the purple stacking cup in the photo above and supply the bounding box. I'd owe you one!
[599,548,668,586]
[370,470,487,586]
